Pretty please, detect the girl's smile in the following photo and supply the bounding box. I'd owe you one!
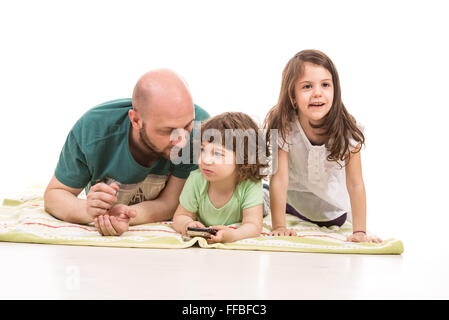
[308,101,326,108]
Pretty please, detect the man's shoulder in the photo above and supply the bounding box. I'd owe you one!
[194,104,210,122]
[72,98,132,146]
[81,98,132,123]
[93,98,133,109]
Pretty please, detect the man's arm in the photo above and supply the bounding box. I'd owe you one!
[128,175,187,225]
[44,175,118,225]
[44,175,89,224]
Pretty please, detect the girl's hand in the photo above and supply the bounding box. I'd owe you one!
[346,232,382,243]
[183,220,206,236]
[270,226,297,236]
[207,225,234,244]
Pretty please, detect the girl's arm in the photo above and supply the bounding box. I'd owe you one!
[345,144,382,243]
[207,204,263,243]
[269,148,296,236]
[172,203,204,235]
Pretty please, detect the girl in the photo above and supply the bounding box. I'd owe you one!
[264,49,382,243]
[173,112,268,243]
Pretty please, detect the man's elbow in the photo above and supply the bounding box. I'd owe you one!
[43,187,54,214]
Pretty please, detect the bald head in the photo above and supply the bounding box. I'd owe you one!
[132,69,193,119]
[128,69,196,162]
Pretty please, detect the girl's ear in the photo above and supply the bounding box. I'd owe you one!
[128,109,142,130]
[290,91,297,108]
[291,98,297,110]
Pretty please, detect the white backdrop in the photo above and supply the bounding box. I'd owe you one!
[1,0,448,244]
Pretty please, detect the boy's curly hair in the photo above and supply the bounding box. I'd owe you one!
[200,112,268,182]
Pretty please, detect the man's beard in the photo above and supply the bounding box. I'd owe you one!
[139,123,170,159]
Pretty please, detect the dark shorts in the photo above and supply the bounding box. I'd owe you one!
[263,184,347,228]
[285,203,347,228]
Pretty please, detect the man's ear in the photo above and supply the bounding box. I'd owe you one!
[128,109,142,129]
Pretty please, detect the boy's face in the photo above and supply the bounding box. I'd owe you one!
[198,142,237,182]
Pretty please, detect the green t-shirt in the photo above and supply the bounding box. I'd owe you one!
[55,98,210,205]
[179,169,263,226]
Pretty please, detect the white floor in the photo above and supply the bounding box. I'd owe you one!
[1,179,448,300]
[1,237,448,300]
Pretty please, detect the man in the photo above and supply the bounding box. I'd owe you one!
[44,69,209,236]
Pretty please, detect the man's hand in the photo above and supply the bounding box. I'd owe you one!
[94,204,137,236]
[86,182,119,221]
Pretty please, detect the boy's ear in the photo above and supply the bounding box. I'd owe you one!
[128,109,142,129]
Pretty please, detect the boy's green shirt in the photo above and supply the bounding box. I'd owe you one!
[179,169,263,226]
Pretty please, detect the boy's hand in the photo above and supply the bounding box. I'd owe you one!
[270,226,297,236]
[207,225,234,243]
[183,221,206,236]
[346,232,382,243]
[94,204,137,236]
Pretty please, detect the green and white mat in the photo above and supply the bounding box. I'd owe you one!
[0,186,403,254]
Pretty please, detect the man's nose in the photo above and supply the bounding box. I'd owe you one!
[170,129,189,147]
[170,135,182,145]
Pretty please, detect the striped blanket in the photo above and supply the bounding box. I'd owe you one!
[0,186,403,254]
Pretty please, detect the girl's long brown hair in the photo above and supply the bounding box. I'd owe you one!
[263,49,365,165]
